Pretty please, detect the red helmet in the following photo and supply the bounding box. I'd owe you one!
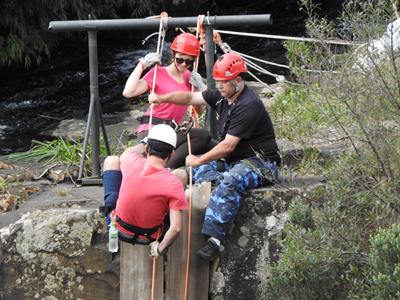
[212,53,248,80]
[170,33,200,57]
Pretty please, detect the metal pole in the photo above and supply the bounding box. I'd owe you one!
[204,23,218,140]
[49,15,272,32]
[77,92,94,182]
[49,13,273,182]
[98,103,111,156]
[88,30,101,177]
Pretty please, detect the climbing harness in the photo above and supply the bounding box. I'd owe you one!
[174,117,194,136]
[115,215,161,244]
[137,115,178,129]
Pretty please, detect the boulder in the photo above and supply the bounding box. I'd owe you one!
[209,176,325,300]
[0,185,119,300]
[0,175,324,299]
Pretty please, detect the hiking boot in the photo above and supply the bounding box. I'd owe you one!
[196,239,220,261]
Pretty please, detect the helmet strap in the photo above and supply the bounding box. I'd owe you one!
[227,78,243,101]
[173,60,180,71]
[230,79,240,93]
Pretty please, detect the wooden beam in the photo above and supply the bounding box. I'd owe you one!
[120,242,163,300]
[166,182,211,300]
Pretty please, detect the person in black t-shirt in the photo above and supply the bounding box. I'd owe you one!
[149,53,281,261]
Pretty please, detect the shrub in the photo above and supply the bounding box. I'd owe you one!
[288,196,315,229]
[369,224,400,299]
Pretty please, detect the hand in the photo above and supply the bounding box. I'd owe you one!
[139,52,161,69]
[189,71,207,92]
[149,241,161,257]
[148,92,162,106]
[186,154,202,167]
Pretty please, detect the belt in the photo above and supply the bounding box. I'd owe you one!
[118,231,152,245]
[137,115,177,129]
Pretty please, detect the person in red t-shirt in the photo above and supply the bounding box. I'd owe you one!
[102,124,187,257]
[122,32,213,169]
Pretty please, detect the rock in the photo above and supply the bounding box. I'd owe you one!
[0,197,119,300]
[278,138,346,168]
[209,176,325,300]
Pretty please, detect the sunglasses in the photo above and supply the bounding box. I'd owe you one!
[175,57,194,65]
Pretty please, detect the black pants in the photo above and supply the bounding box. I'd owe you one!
[137,128,216,169]
[168,128,217,169]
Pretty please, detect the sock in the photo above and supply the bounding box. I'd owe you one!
[209,237,221,247]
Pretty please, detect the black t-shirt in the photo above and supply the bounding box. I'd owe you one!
[202,86,279,163]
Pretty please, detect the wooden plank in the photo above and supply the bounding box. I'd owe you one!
[165,209,188,300]
[166,182,211,300]
[189,182,211,300]
[120,242,163,300]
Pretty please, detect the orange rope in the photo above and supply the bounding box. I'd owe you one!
[183,14,204,300]
[150,255,157,300]
[150,230,162,300]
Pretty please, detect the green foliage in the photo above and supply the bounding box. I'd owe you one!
[0,0,156,67]
[288,196,314,229]
[271,85,346,143]
[369,224,400,299]
[271,86,319,140]
[4,137,114,176]
[0,177,9,193]
[6,138,83,165]
[280,0,400,182]
[265,2,400,298]
[266,152,400,299]
[266,225,350,300]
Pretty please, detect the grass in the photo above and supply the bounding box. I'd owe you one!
[5,137,85,166]
[0,177,9,193]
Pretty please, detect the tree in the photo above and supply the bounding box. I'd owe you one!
[0,0,155,68]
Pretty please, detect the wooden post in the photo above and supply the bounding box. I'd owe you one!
[165,209,188,300]
[166,182,211,300]
[120,242,163,300]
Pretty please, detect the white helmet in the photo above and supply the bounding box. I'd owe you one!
[147,124,177,148]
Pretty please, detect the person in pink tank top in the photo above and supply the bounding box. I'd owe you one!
[122,32,214,169]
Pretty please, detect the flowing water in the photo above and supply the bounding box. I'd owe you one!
[0,42,149,154]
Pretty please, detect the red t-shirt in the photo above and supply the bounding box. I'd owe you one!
[112,152,187,238]
[137,66,191,133]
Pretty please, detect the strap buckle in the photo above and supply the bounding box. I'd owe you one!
[175,117,194,135]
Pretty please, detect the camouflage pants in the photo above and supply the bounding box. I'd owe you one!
[192,157,278,241]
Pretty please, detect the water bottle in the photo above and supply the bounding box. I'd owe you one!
[108,221,119,253]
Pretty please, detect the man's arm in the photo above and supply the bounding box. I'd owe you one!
[157,209,182,254]
[186,134,240,167]
[148,91,206,106]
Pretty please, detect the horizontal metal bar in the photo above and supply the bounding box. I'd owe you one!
[48,14,272,32]
[77,177,103,186]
